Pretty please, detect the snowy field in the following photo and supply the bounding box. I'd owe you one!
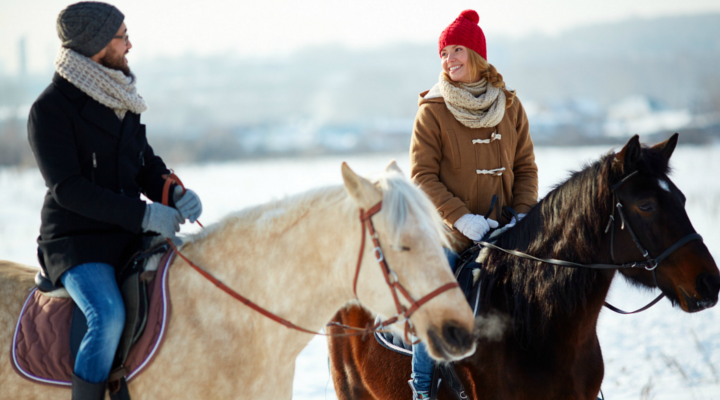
[1,144,719,400]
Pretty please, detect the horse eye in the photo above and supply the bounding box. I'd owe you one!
[401,246,411,252]
[638,203,655,212]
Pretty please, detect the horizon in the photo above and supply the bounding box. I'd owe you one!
[2,0,720,75]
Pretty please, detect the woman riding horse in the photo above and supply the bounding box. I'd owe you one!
[409,9,538,399]
[327,134,720,400]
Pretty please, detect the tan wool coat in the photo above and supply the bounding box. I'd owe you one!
[410,90,539,248]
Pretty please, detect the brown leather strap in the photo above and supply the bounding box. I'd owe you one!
[169,238,325,335]
[108,366,127,382]
[167,237,393,338]
[353,202,384,298]
[352,208,368,298]
[351,201,459,342]
[161,172,182,207]
[162,175,459,339]
[403,282,459,318]
[161,172,203,228]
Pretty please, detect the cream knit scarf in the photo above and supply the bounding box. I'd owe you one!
[425,72,506,129]
[55,47,147,120]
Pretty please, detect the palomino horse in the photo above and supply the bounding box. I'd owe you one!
[327,135,720,400]
[0,161,477,399]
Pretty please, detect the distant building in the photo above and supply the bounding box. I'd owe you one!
[604,96,691,137]
[524,98,605,142]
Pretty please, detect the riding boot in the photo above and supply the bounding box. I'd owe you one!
[71,373,107,400]
[408,379,430,400]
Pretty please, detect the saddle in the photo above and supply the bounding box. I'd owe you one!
[12,240,175,399]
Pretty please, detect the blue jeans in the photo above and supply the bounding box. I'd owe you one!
[411,248,459,392]
[61,263,125,383]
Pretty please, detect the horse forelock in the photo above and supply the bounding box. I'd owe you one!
[374,171,450,251]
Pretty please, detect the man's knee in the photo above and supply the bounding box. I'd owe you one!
[88,296,125,336]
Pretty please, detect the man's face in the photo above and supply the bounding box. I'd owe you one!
[98,22,132,76]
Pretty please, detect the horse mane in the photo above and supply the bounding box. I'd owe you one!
[184,169,449,250]
[0,261,37,285]
[375,170,450,250]
[481,145,671,343]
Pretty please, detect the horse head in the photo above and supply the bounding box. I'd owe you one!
[609,134,720,312]
[341,161,476,361]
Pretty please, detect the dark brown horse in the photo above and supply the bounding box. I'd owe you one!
[326,134,720,400]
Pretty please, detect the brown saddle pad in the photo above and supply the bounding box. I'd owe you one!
[11,250,175,387]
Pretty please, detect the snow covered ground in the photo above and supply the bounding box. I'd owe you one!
[1,144,718,399]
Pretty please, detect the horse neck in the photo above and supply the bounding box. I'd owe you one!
[486,164,617,341]
[177,188,362,347]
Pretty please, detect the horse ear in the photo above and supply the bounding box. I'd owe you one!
[385,159,403,175]
[615,135,642,172]
[651,133,678,161]
[341,162,381,208]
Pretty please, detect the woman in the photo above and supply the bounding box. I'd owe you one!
[408,9,538,399]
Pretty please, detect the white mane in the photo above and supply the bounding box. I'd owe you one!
[374,170,450,250]
[184,170,449,250]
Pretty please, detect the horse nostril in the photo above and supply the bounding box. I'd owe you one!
[442,322,472,349]
[696,273,720,301]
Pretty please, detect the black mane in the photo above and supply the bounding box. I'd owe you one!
[480,145,671,343]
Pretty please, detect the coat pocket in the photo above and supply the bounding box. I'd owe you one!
[91,152,97,184]
[443,128,461,169]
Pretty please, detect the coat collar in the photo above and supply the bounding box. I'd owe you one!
[52,72,83,99]
[418,90,446,106]
[53,73,124,137]
[81,100,123,137]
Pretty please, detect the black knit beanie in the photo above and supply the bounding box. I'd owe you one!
[56,2,124,57]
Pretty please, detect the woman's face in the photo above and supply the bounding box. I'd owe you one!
[441,45,474,83]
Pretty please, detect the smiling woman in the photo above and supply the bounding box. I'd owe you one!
[403,9,539,399]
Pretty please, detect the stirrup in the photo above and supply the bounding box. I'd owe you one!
[408,379,430,400]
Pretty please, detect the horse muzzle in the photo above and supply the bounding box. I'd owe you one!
[679,274,720,312]
[693,273,720,310]
[426,321,477,361]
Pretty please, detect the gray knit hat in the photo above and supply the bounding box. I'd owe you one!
[57,2,124,58]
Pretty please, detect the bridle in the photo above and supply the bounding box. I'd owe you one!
[162,174,458,339]
[601,171,702,312]
[347,202,460,343]
[479,170,703,314]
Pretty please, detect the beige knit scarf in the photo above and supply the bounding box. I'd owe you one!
[55,47,147,120]
[425,72,506,129]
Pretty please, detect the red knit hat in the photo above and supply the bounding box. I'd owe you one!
[438,10,487,60]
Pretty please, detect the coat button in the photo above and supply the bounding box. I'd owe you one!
[439,211,444,217]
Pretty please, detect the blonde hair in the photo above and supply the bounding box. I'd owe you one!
[442,48,516,108]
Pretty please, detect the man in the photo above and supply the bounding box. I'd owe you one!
[27,2,202,399]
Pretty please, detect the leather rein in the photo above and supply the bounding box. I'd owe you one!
[479,170,703,315]
[345,202,460,343]
[161,174,458,340]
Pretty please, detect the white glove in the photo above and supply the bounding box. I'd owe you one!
[453,214,499,241]
[505,213,526,228]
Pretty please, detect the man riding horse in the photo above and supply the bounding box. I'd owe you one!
[28,2,202,399]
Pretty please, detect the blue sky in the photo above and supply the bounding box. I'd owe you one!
[2,0,720,74]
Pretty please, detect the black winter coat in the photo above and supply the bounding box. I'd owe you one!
[28,73,172,285]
